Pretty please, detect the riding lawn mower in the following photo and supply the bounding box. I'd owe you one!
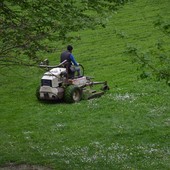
[36,60,109,103]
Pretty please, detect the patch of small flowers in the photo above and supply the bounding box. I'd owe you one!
[23,131,33,140]
[43,142,169,168]
[147,106,169,127]
[164,118,170,126]
[149,106,167,115]
[129,143,169,166]
[87,99,100,109]
[22,131,45,154]
[56,109,63,115]
[107,92,136,103]
[53,123,66,130]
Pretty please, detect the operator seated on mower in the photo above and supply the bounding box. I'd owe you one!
[60,45,81,79]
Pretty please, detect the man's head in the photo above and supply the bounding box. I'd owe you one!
[67,45,73,52]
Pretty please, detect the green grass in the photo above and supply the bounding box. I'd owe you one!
[0,0,170,169]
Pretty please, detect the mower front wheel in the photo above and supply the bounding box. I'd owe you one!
[64,85,82,103]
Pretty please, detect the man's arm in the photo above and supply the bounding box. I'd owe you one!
[70,54,79,66]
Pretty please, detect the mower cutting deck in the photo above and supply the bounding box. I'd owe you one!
[36,60,109,103]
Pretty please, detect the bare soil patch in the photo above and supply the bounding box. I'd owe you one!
[0,164,52,170]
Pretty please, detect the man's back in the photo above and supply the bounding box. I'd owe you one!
[60,51,72,68]
[61,51,71,62]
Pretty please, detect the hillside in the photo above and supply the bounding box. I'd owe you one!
[0,0,170,170]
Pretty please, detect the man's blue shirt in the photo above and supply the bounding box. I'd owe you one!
[70,53,78,66]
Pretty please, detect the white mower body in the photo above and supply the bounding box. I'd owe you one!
[39,67,88,100]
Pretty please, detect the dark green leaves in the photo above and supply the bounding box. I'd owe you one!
[0,0,127,66]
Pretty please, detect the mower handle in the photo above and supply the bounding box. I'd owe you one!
[39,60,67,68]
[79,64,84,76]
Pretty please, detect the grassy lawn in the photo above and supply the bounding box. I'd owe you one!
[0,0,170,169]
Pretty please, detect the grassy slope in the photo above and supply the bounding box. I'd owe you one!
[0,0,170,169]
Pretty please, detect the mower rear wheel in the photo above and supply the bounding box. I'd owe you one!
[64,85,82,103]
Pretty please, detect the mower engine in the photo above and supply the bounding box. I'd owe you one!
[39,67,66,100]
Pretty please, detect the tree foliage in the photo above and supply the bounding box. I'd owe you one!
[0,0,128,66]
